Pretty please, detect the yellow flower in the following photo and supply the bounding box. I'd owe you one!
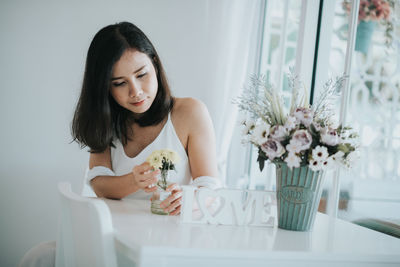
[146,151,163,170]
[146,149,180,170]
[159,149,169,160]
[162,149,180,164]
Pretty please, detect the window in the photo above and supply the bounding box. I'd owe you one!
[314,0,400,220]
[227,0,400,222]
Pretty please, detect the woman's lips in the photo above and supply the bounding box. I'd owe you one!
[131,99,145,106]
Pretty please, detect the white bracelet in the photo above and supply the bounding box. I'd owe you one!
[81,166,115,197]
[85,166,115,184]
[191,176,222,190]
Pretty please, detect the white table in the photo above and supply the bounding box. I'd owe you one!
[105,198,400,267]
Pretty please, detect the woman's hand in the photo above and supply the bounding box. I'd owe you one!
[160,183,183,216]
[131,162,159,193]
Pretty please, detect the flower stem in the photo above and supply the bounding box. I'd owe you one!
[160,169,168,190]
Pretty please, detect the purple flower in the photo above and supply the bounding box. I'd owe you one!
[293,107,314,127]
[320,127,339,146]
[284,116,297,131]
[261,139,285,160]
[291,129,312,151]
[269,125,287,141]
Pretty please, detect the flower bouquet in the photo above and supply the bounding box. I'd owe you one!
[146,149,180,215]
[236,70,359,231]
[343,0,395,52]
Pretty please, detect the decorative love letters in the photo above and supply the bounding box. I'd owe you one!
[179,186,277,227]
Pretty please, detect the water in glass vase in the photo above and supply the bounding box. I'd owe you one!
[151,170,171,215]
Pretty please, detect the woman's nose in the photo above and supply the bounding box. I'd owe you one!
[128,81,143,98]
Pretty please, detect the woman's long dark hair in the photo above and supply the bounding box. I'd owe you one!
[72,22,174,153]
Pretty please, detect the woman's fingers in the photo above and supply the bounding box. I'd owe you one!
[169,205,181,216]
[142,169,160,181]
[159,183,183,212]
[161,190,182,207]
[131,162,160,190]
[133,162,153,174]
[164,196,182,213]
[161,191,182,213]
[133,166,159,180]
[139,176,158,188]
[166,183,180,192]
[143,185,158,193]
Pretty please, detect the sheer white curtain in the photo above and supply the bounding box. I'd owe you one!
[202,0,263,184]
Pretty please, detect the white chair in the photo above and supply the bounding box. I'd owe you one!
[56,182,117,267]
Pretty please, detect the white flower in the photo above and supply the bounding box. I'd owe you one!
[284,116,297,131]
[269,125,287,141]
[241,118,256,135]
[291,129,312,151]
[261,139,285,160]
[338,128,358,145]
[286,141,302,153]
[284,153,301,169]
[320,127,339,146]
[309,159,322,171]
[241,126,250,136]
[251,123,270,145]
[327,119,339,129]
[312,122,323,132]
[312,145,329,162]
[310,153,334,171]
[320,157,334,170]
[293,107,314,127]
[331,151,345,166]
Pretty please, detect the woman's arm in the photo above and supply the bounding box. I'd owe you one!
[89,147,158,199]
[184,98,219,179]
[161,98,219,215]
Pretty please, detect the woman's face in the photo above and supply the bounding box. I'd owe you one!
[110,49,158,117]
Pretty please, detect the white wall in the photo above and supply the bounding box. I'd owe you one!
[0,1,214,265]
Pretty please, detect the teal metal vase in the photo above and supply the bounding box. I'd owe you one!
[275,163,325,231]
[355,20,376,54]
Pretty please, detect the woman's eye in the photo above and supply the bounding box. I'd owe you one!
[113,81,125,87]
[137,73,147,79]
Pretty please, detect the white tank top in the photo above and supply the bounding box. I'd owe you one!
[110,113,191,199]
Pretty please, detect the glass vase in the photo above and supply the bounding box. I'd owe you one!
[275,163,325,231]
[150,170,171,215]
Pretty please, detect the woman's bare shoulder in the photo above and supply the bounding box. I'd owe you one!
[172,97,209,122]
[171,98,212,144]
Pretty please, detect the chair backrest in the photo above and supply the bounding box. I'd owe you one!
[56,182,117,267]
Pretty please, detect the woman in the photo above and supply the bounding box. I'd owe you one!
[72,21,220,215]
[19,21,220,267]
